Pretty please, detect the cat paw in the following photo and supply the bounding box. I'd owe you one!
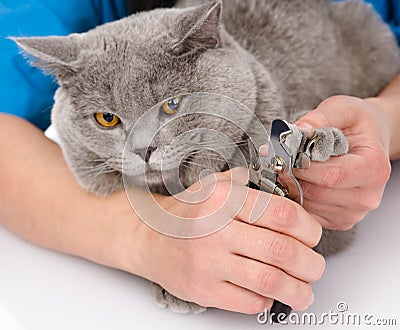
[307,127,349,162]
[286,124,349,163]
[151,283,207,314]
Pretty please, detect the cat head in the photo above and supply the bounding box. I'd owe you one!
[13,1,260,195]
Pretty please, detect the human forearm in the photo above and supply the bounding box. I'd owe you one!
[366,73,400,160]
[0,114,146,275]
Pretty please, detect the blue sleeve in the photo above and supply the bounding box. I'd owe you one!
[0,0,127,131]
[363,0,400,46]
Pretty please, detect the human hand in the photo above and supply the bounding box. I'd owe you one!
[126,169,324,314]
[293,95,392,230]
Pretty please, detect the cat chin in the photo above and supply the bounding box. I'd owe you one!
[76,172,124,197]
[122,168,189,196]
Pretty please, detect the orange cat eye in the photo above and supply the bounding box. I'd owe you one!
[95,112,120,127]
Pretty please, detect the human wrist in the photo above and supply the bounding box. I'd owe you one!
[104,190,171,282]
[365,96,400,160]
[89,190,146,276]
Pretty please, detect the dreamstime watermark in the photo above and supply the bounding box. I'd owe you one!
[257,301,397,326]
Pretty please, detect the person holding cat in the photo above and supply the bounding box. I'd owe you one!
[0,0,400,315]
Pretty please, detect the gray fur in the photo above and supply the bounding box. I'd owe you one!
[13,0,400,314]
[151,283,206,314]
[309,127,349,162]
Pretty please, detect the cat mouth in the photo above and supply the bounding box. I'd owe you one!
[129,165,179,179]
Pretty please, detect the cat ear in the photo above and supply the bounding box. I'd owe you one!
[11,35,80,80]
[171,0,223,56]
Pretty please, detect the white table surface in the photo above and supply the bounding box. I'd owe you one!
[1,162,399,330]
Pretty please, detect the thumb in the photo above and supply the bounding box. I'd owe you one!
[216,167,250,186]
[295,96,360,132]
[295,108,330,132]
[186,167,249,192]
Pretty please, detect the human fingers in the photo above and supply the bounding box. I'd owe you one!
[303,198,369,230]
[236,191,322,248]
[228,220,325,283]
[223,254,314,311]
[293,149,390,190]
[299,180,386,211]
[259,96,367,156]
[202,281,274,314]
[296,95,380,133]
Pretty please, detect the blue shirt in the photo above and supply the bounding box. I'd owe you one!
[0,0,399,130]
[364,0,400,45]
[0,0,126,130]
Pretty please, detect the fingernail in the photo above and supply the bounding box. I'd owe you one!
[309,291,315,306]
[259,145,269,156]
[296,122,314,132]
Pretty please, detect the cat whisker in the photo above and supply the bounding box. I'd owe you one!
[77,163,110,170]
[189,155,246,165]
[40,104,54,115]
[193,138,249,146]
[92,158,109,162]
[181,160,213,169]
[73,162,120,177]
[188,145,244,155]
[189,140,250,148]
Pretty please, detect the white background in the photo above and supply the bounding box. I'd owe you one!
[1,162,399,330]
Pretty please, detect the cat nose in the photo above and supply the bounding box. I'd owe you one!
[134,146,157,163]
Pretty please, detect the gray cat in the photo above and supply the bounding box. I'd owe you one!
[13,0,400,314]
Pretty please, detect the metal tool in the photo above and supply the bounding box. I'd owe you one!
[247,119,314,322]
[248,119,313,205]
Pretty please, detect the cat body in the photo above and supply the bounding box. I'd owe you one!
[181,0,400,120]
[14,0,400,313]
